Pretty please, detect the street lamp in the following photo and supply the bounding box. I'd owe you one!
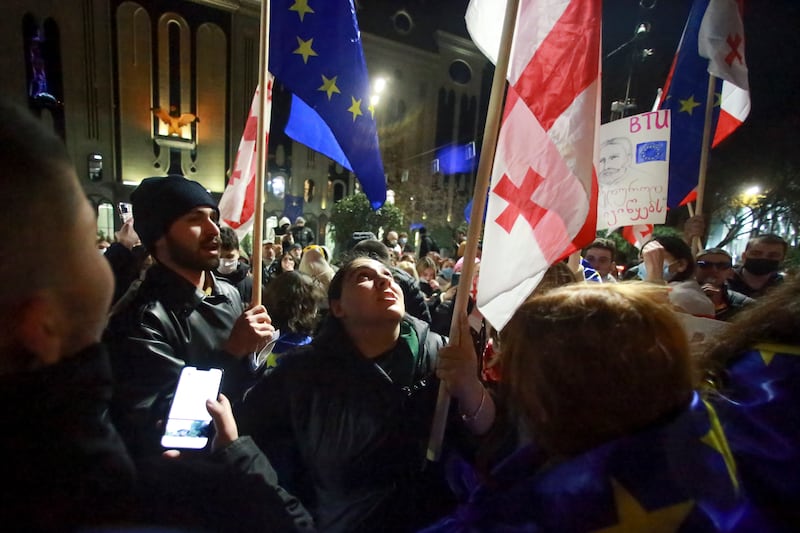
[739,185,764,208]
[370,76,389,113]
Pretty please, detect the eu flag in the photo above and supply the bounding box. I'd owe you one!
[270,0,386,209]
[421,392,782,532]
[660,0,722,208]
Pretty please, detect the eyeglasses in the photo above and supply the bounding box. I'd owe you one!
[696,260,732,270]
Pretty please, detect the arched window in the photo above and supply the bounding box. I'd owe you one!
[333,181,346,203]
[304,179,315,203]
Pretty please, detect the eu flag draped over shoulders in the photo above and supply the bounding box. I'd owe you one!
[421,392,783,532]
[270,0,386,209]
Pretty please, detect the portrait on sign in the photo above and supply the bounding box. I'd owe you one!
[596,110,671,230]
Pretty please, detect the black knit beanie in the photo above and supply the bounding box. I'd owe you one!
[131,175,219,250]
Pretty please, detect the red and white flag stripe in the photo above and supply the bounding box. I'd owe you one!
[698,0,750,147]
[469,0,601,329]
[218,77,273,239]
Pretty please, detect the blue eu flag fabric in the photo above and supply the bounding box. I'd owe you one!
[420,388,794,532]
[711,343,800,522]
[581,257,603,283]
[660,0,722,208]
[271,0,386,209]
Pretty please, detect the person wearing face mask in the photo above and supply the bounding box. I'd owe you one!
[215,226,254,304]
[728,234,788,299]
[398,231,414,253]
[639,236,715,317]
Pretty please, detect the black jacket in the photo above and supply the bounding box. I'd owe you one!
[419,234,439,258]
[0,344,136,531]
[216,262,254,304]
[236,315,459,532]
[0,343,315,532]
[292,225,316,248]
[105,263,255,457]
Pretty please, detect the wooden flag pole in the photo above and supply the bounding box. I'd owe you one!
[250,0,270,306]
[425,0,520,462]
[690,73,716,255]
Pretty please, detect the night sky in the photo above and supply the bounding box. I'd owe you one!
[357,0,800,204]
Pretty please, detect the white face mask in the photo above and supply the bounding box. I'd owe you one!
[638,260,677,282]
[218,258,238,275]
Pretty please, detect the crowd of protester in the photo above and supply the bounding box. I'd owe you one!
[3,98,799,532]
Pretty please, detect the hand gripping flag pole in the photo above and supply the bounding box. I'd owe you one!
[425,0,521,463]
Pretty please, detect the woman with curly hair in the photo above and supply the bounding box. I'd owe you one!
[260,271,325,369]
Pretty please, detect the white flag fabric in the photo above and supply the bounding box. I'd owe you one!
[698,0,748,90]
[468,0,601,330]
[697,0,750,146]
[219,77,274,239]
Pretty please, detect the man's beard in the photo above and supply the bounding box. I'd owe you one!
[164,233,220,272]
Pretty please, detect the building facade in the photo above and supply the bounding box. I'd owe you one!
[0,0,489,248]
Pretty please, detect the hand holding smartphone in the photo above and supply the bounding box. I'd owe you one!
[161,366,224,450]
[118,202,133,224]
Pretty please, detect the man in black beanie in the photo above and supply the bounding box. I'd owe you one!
[105,175,276,458]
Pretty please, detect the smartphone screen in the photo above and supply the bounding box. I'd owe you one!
[118,202,133,224]
[160,366,223,450]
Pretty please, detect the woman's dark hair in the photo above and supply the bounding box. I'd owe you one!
[218,226,239,251]
[278,252,296,273]
[644,235,696,282]
[263,271,324,334]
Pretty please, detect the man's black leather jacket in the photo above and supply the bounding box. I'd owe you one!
[105,263,255,457]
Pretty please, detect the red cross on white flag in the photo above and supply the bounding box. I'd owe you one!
[468,0,601,330]
[219,77,274,239]
[698,0,750,146]
[698,0,749,91]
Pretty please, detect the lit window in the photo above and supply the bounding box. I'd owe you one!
[270,176,286,199]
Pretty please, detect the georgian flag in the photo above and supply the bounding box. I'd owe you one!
[468,0,601,329]
[218,78,273,239]
[698,0,750,146]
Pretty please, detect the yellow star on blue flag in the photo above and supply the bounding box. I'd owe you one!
[269,0,386,208]
[592,479,693,533]
[678,95,702,115]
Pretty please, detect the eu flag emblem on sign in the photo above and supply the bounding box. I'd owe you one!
[636,141,668,163]
[271,0,387,209]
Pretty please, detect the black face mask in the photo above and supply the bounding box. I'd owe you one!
[744,257,780,276]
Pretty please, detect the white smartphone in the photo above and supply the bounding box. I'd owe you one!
[160,366,224,450]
